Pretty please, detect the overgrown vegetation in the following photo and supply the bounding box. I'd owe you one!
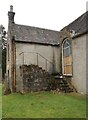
[0,25,7,79]
[2,90,86,118]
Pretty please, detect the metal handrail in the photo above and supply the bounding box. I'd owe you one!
[19,52,54,71]
[19,52,54,64]
[37,53,54,65]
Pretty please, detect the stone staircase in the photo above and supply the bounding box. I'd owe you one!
[48,75,74,93]
[20,64,75,93]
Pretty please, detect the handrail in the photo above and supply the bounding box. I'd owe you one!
[19,52,36,55]
[37,53,54,65]
[19,52,54,71]
[19,52,54,65]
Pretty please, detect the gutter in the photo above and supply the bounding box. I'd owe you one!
[15,39,60,47]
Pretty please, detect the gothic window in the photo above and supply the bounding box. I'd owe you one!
[62,39,72,75]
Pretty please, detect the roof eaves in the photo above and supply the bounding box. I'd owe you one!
[72,31,88,39]
[15,39,60,46]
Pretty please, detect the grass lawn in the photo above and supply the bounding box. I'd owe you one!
[0,84,2,119]
[2,88,86,118]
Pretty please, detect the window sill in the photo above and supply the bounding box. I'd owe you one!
[63,74,72,77]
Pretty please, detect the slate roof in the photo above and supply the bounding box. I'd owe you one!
[13,24,61,45]
[62,11,88,37]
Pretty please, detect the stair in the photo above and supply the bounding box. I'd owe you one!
[48,75,74,93]
[20,64,75,93]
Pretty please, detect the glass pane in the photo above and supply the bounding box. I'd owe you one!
[63,47,70,57]
[63,40,70,48]
[63,40,72,57]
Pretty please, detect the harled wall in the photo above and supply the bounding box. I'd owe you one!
[72,34,87,94]
[15,42,60,92]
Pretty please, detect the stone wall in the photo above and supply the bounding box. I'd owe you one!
[20,64,50,92]
[19,64,74,93]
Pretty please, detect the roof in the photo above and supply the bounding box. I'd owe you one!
[13,24,61,45]
[62,11,88,38]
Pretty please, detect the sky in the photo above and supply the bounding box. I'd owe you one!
[0,0,87,31]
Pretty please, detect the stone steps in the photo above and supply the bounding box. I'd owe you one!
[48,75,74,93]
[20,64,74,93]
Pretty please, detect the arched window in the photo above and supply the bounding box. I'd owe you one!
[62,39,72,76]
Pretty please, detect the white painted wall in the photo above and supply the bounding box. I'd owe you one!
[16,43,60,73]
[72,34,87,94]
[15,42,60,91]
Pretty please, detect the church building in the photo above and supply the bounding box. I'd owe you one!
[6,6,87,94]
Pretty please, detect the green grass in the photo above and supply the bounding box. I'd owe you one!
[2,90,86,118]
[0,84,2,96]
[0,84,2,119]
